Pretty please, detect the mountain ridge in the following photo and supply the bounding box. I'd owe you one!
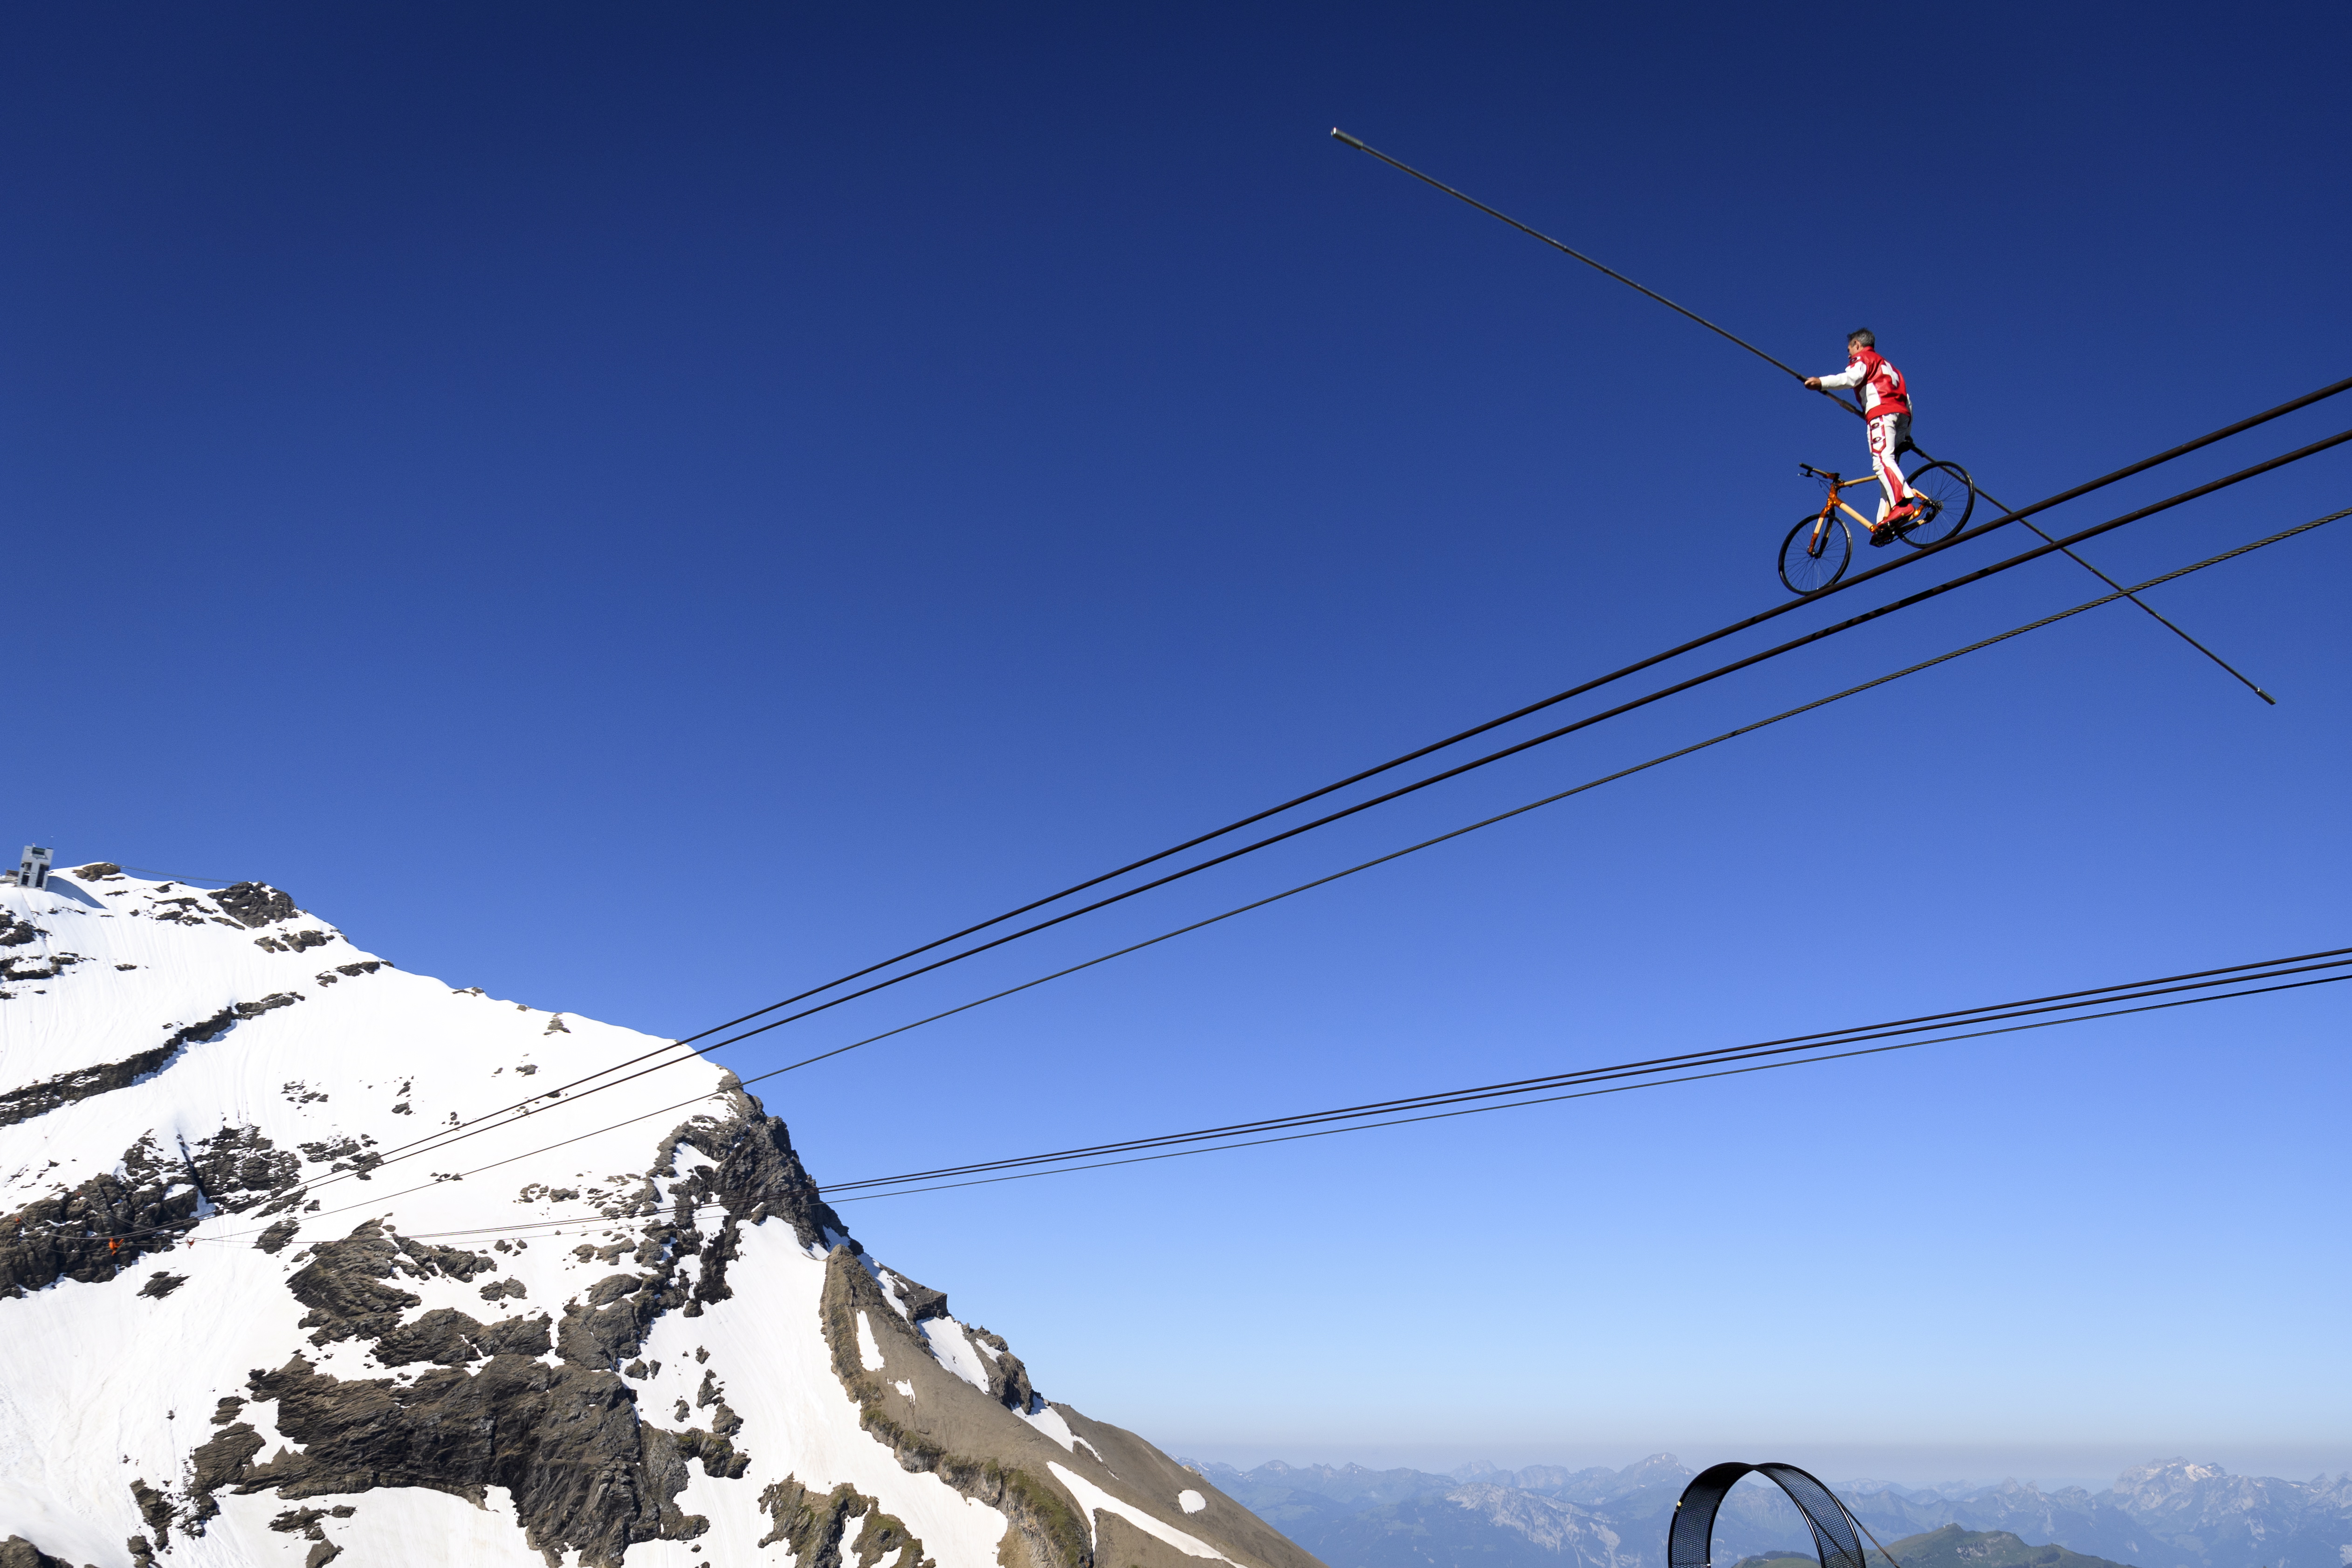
[0,864,1320,1568]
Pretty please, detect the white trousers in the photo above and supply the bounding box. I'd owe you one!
[1867,413,1912,523]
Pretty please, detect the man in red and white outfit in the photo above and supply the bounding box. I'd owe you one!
[1804,329,1919,545]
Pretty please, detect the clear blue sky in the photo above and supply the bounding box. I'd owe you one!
[5,2,2346,1485]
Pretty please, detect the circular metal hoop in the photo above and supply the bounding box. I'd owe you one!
[1667,1463,1869,1568]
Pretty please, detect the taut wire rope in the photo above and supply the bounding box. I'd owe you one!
[341,381,2352,1176]
[217,501,2347,1230]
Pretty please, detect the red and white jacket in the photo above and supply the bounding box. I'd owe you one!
[1817,348,1912,420]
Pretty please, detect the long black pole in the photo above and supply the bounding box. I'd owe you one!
[1330,127,2280,703]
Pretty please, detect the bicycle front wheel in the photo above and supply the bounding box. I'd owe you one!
[1900,460,1975,547]
[1779,512,1851,594]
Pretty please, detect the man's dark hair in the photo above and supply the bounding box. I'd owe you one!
[1847,328,1875,348]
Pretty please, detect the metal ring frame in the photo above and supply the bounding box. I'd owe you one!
[1668,1463,1869,1568]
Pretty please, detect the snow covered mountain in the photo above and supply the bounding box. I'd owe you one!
[0,866,1320,1568]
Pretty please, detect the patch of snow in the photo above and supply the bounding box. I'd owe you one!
[1022,1405,1080,1451]
[1021,1406,1109,1468]
[1179,1490,1207,1514]
[0,871,1118,1568]
[0,1476,130,1568]
[1047,1463,1231,1562]
[921,1317,996,1392]
[893,1380,914,1397]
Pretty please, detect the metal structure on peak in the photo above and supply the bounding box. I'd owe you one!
[10,846,50,890]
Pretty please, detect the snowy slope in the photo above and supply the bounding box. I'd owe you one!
[0,866,1320,1568]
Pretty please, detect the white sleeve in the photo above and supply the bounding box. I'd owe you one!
[1815,358,1866,390]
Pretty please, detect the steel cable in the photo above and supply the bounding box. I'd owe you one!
[230,502,2347,1228]
[335,379,2352,1176]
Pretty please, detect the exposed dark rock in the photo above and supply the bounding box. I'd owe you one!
[190,1125,301,1205]
[0,1127,297,1298]
[757,1478,936,1568]
[0,952,88,983]
[0,1003,308,1128]
[213,883,300,928]
[229,1351,711,1568]
[0,1533,82,1568]
[0,913,38,949]
[255,1221,300,1254]
[965,1327,1038,1414]
[138,1273,187,1299]
[69,862,122,880]
[649,1078,856,1261]
[284,1221,502,1352]
[188,1423,266,1531]
[258,929,333,956]
[130,1481,174,1552]
[296,1135,379,1180]
[887,1271,951,1324]
[266,1501,354,1568]
[0,1043,180,1128]
[819,1249,1088,1568]
[287,1221,421,1344]
[180,1092,840,1567]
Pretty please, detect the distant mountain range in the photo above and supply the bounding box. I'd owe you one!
[1184,1454,2352,1568]
[1742,1524,2143,1568]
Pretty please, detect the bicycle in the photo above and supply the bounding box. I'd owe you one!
[1777,454,1976,594]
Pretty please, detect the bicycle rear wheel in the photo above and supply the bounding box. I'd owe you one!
[1899,459,1975,547]
[1779,512,1851,594]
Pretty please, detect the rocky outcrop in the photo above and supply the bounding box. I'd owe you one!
[0,1042,181,1129]
[758,1478,936,1568]
[819,1248,1092,1568]
[0,1126,299,1297]
[165,1204,733,1566]
[147,1095,839,1567]
[650,1079,855,1257]
[0,998,309,1128]
[213,884,300,928]
[0,1535,87,1568]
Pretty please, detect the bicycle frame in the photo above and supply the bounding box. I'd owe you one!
[1796,465,1879,532]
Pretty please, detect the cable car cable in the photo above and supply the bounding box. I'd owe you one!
[341,384,2352,1174]
[827,970,2348,1203]
[268,502,2348,1210]
[818,956,2352,1194]
[133,943,2351,1248]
